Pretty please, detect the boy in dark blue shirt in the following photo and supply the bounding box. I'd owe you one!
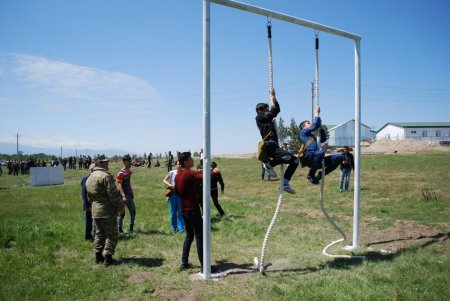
[299,106,345,185]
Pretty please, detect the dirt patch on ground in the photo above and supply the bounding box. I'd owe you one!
[362,139,449,154]
[178,290,198,301]
[361,219,449,253]
[127,271,153,284]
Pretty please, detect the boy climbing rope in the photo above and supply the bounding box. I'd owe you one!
[255,89,298,194]
[299,106,345,185]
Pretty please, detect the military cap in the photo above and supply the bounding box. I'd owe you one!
[93,154,110,164]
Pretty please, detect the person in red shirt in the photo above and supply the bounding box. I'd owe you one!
[174,152,203,271]
[117,154,136,233]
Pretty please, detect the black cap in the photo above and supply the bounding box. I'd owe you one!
[256,103,269,112]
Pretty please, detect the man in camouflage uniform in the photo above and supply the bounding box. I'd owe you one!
[86,155,125,266]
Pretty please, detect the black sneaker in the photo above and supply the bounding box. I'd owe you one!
[316,171,322,181]
[307,175,319,185]
[180,263,193,270]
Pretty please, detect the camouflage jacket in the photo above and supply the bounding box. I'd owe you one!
[86,167,124,218]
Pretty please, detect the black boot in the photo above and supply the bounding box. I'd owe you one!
[104,254,115,266]
[95,252,104,264]
[129,223,134,233]
[119,226,123,234]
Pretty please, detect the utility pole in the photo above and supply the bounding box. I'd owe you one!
[311,81,315,121]
[16,133,19,159]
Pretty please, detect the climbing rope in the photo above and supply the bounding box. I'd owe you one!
[254,17,286,273]
[314,32,364,259]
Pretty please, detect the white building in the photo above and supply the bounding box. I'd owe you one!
[376,122,450,142]
[327,119,376,147]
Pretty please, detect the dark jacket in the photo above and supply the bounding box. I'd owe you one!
[255,101,280,144]
[81,175,90,211]
[340,152,354,170]
[211,168,224,193]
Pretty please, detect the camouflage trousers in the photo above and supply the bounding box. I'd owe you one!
[93,217,119,256]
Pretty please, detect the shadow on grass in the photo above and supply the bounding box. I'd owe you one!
[119,257,164,267]
[136,229,171,236]
[214,260,255,276]
[264,232,449,274]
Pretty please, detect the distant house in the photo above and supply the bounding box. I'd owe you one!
[327,119,375,147]
[376,122,450,142]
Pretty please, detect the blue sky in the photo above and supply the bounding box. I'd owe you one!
[1,0,449,156]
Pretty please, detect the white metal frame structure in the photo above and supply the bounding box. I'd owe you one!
[202,0,362,279]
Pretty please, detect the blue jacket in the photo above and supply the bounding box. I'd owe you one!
[81,175,91,211]
[300,116,322,153]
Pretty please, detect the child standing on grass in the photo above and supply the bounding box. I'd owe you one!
[162,160,185,233]
[339,146,354,192]
[210,162,227,218]
[117,154,136,234]
[81,163,95,241]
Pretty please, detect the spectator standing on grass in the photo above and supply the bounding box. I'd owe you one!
[174,152,206,271]
[148,152,152,168]
[162,160,185,233]
[199,149,204,166]
[81,164,96,241]
[210,162,227,218]
[339,146,354,192]
[86,155,124,266]
[117,154,136,234]
[167,151,174,173]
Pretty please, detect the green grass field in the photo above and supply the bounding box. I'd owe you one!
[0,152,449,301]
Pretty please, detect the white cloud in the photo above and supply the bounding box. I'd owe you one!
[4,53,163,109]
[0,134,102,149]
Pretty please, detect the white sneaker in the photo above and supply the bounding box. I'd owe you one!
[263,162,277,178]
[283,185,296,194]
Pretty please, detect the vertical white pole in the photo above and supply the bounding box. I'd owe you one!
[202,0,212,279]
[353,38,361,248]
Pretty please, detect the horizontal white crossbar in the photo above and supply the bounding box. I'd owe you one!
[211,0,361,40]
